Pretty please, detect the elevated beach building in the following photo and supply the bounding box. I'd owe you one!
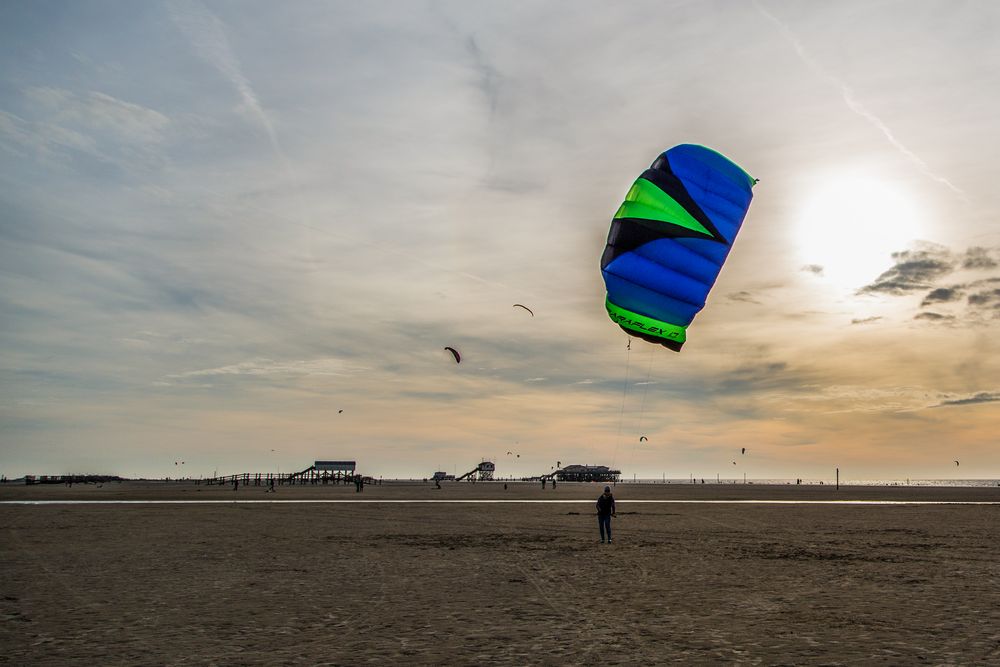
[554,465,621,483]
[314,460,356,475]
[432,461,495,482]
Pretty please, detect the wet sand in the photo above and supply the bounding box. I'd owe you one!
[2,481,999,665]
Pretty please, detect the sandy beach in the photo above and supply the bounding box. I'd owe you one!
[2,481,999,665]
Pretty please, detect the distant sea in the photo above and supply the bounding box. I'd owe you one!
[625,478,1000,487]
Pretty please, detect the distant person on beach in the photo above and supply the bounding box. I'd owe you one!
[596,486,616,544]
[267,478,275,493]
[233,479,239,491]
[435,479,441,489]
[542,478,546,489]
[552,478,556,489]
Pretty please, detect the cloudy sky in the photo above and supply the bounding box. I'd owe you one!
[2,0,999,480]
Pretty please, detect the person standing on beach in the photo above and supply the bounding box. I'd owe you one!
[596,486,616,543]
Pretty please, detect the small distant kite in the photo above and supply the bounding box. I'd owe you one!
[513,304,534,317]
[338,409,343,414]
[732,461,737,465]
[741,447,746,455]
[444,346,461,364]
[954,460,960,466]
[639,436,648,442]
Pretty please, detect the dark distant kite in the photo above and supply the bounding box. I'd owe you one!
[601,144,757,351]
[338,409,343,414]
[444,346,461,364]
[741,447,746,455]
[513,304,534,316]
[639,436,648,442]
[954,460,960,466]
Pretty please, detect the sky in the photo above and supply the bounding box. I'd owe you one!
[2,0,999,481]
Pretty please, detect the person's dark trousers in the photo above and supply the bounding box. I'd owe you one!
[598,514,612,542]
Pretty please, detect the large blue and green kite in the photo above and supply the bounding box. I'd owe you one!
[601,144,757,351]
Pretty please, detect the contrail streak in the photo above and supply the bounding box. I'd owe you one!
[168,0,283,159]
[753,0,967,201]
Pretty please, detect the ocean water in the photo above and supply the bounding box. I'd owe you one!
[625,478,1000,487]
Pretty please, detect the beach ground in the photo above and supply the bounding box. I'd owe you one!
[2,481,999,665]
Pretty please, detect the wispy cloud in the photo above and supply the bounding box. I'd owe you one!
[0,109,95,159]
[0,89,168,170]
[464,34,501,117]
[727,291,761,304]
[921,287,964,306]
[914,312,954,322]
[799,384,934,414]
[25,88,169,146]
[168,358,366,381]
[968,287,1000,310]
[963,247,999,270]
[856,243,1000,326]
[933,392,1000,407]
[859,244,956,295]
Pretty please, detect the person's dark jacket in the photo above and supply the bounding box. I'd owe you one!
[596,494,616,517]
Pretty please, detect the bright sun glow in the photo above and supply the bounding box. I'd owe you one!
[797,173,924,289]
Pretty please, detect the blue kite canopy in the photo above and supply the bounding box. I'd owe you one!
[600,144,757,351]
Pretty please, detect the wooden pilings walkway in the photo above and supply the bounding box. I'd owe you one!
[200,469,355,487]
